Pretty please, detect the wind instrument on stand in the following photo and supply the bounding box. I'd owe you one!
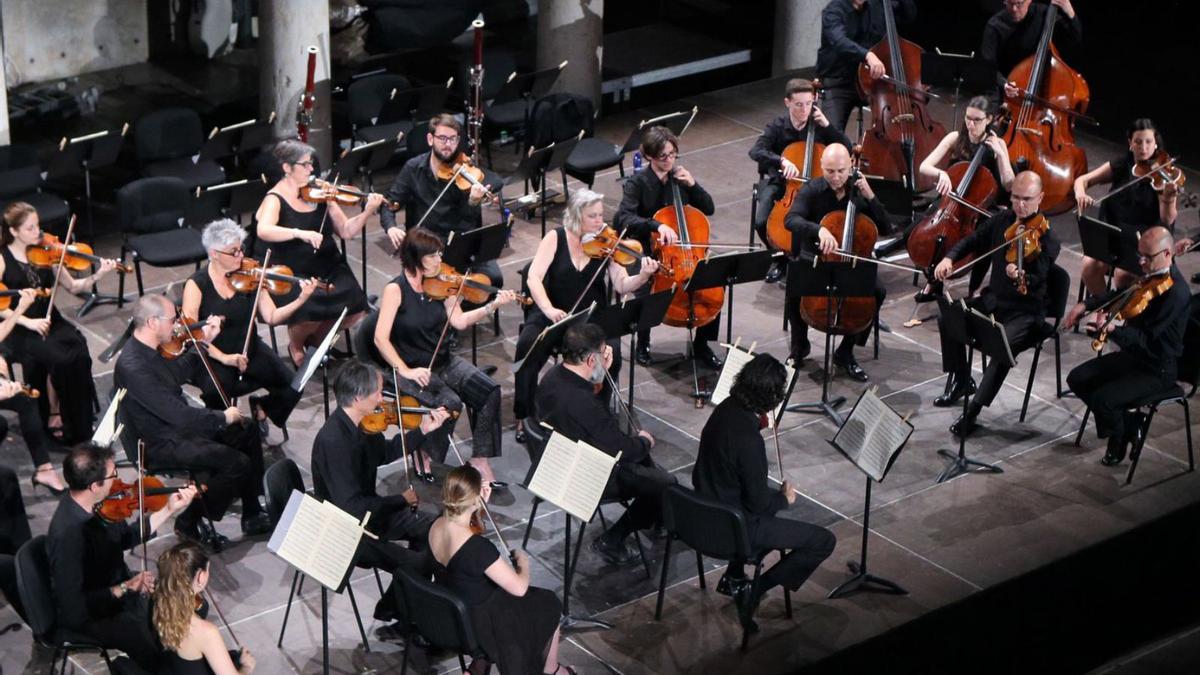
[467,17,485,163]
[296,46,318,142]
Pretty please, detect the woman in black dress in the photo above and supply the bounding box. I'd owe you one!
[181,219,318,435]
[428,466,573,675]
[254,139,382,366]
[0,202,116,446]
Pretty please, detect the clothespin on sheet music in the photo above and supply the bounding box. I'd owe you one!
[359,511,379,540]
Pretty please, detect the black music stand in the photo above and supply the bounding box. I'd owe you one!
[377,82,452,129]
[292,309,348,419]
[867,176,914,222]
[199,114,276,166]
[784,258,878,426]
[328,135,404,297]
[45,125,127,239]
[486,64,567,149]
[513,305,594,380]
[934,298,1013,483]
[185,177,270,228]
[923,51,996,120]
[445,222,511,364]
[503,141,557,236]
[590,288,674,412]
[1077,215,1141,276]
[536,133,584,236]
[687,249,781,344]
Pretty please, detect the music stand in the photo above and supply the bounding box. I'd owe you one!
[445,222,511,364]
[537,132,585,236]
[687,249,780,344]
[503,141,557,236]
[185,176,270,228]
[45,125,128,239]
[867,176,915,220]
[376,80,453,128]
[923,50,997,121]
[1077,215,1141,277]
[513,304,594,376]
[327,136,404,297]
[199,113,277,166]
[292,308,348,419]
[934,298,1014,483]
[590,288,674,412]
[783,258,878,426]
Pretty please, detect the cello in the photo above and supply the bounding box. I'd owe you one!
[857,0,946,192]
[1002,2,1089,215]
[907,107,1012,271]
[765,80,826,253]
[650,173,724,331]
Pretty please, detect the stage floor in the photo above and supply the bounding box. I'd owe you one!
[2,72,1198,675]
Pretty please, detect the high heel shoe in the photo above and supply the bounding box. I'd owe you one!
[30,474,66,497]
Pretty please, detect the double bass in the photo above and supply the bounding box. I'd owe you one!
[907,107,1012,271]
[857,0,946,192]
[1002,2,1089,215]
[765,80,826,253]
[650,174,724,330]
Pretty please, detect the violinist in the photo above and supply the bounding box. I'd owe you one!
[1065,226,1191,466]
[931,171,1061,435]
[0,202,113,444]
[181,219,317,435]
[749,78,852,283]
[254,139,379,366]
[693,354,835,632]
[535,323,676,566]
[815,0,917,133]
[614,125,722,368]
[1074,118,1180,297]
[514,189,658,442]
[370,228,518,486]
[46,442,197,670]
[784,143,893,376]
[311,359,450,629]
[114,294,271,550]
[982,0,1081,104]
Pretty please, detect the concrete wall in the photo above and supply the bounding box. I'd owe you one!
[1,0,148,86]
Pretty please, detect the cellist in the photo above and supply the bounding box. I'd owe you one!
[982,0,1081,104]
[749,78,851,284]
[783,143,893,376]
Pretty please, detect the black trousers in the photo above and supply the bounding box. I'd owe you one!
[512,309,621,420]
[752,178,785,247]
[939,304,1044,407]
[784,281,887,356]
[819,84,863,135]
[0,394,53,466]
[11,320,96,444]
[0,464,30,622]
[1068,351,1175,442]
[604,459,677,539]
[743,517,837,592]
[146,422,265,526]
[75,594,161,671]
[196,338,300,428]
[359,507,436,621]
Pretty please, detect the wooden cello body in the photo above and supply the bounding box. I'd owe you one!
[765,83,826,253]
[651,177,724,329]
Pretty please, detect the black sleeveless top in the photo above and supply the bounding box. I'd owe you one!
[1103,151,1167,232]
[190,267,255,356]
[262,192,341,277]
[388,274,449,369]
[1,246,61,322]
[158,650,214,675]
[545,228,608,312]
[432,534,500,607]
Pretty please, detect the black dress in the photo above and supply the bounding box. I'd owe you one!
[433,534,561,675]
[1102,151,1169,233]
[0,246,96,444]
[260,192,367,323]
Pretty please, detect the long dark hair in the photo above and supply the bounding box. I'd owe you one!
[950,96,994,162]
[729,354,787,415]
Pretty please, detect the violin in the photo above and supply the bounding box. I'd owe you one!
[435,153,499,203]
[1091,272,1175,352]
[97,475,205,523]
[422,262,533,306]
[359,395,460,434]
[0,283,50,311]
[1004,213,1050,296]
[28,234,133,274]
[856,0,946,192]
[766,80,825,254]
[0,376,39,398]
[225,258,333,295]
[1133,150,1186,194]
[300,178,401,211]
[157,314,208,359]
[581,226,674,276]
[650,171,724,332]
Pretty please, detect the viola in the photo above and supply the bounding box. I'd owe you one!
[1002,2,1090,215]
[650,172,724,331]
[1132,150,1186,194]
[422,262,532,306]
[581,226,674,276]
[359,395,460,434]
[158,314,209,359]
[300,178,401,211]
[0,283,50,311]
[434,153,499,204]
[28,234,133,274]
[766,80,826,254]
[856,0,946,192]
[1003,213,1050,296]
[1091,272,1175,352]
[97,475,205,523]
[225,258,333,295]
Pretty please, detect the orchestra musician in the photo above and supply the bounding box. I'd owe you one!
[1065,226,1191,466]
[370,227,518,486]
[0,462,32,621]
[816,0,917,134]
[513,189,657,443]
[783,143,892,377]
[47,442,197,670]
[1,202,114,445]
[693,353,836,632]
[982,0,1081,104]
[254,139,381,366]
[181,219,317,436]
[614,125,723,369]
[931,171,1061,436]
[114,294,271,550]
[1074,118,1180,297]
[749,78,852,284]
[535,323,676,566]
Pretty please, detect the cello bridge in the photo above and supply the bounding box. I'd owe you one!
[892,114,915,123]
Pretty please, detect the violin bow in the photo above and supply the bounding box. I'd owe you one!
[183,326,233,409]
[137,439,148,574]
[236,250,272,400]
[393,367,414,492]
[424,273,470,373]
[1089,157,1179,210]
[567,226,628,316]
[43,215,78,325]
[412,164,468,233]
[447,436,513,556]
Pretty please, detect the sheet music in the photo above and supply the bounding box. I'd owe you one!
[711,344,795,428]
[92,388,126,447]
[269,491,365,590]
[833,389,912,482]
[527,432,618,522]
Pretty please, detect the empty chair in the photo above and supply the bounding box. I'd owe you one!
[348,73,413,145]
[134,107,225,190]
[114,177,208,306]
[0,144,70,232]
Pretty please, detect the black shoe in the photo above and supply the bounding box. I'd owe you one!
[914,281,943,304]
[716,571,748,598]
[29,474,66,497]
[489,480,509,490]
[1192,272,1200,285]
[481,365,498,377]
[950,406,981,438]
[375,621,425,644]
[833,352,868,382]
[733,579,763,633]
[590,534,637,566]
[934,375,976,407]
[194,520,230,552]
[241,512,272,537]
[636,343,652,366]
[693,343,724,369]
[514,424,528,444]
[1101,440,1127,466]
[789,340,811,363]
[764,261,785,284]
[249,395,269,437]
[446,331,460,350]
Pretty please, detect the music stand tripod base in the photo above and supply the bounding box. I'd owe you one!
[936,445,1003,483]
[77,287,131,318]
[828,560,908,598]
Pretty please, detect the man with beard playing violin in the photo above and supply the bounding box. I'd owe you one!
[931,171,1061,436]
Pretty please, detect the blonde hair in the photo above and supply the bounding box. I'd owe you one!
[442,465,482,518]
[153,542,209,651]
[563,189,604,236]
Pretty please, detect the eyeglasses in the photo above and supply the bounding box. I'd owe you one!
[215,247,244,258]
[1137,248,1169,263]
[653,151,678,161]
[293,160,314,168]
[965,115,988,124]
[432,134,459,145]
[97,471,118,484]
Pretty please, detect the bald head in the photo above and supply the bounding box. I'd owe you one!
[821,144,852,191]
[1013,171,1042,195]
[1138,225,1175,274]
[1010,171,1044,218]
[822,143,850,166]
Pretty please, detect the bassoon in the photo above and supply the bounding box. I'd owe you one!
[467,17,485,163]
[296,46,318,142]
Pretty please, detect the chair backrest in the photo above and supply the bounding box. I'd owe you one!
[528,93,595,149]
[407,120,433,158]
[1046,263,1071,324]
[521,415,551,486]
[14,535,56,638]
[351,310,387,369]
[0,144,44,197]
[135,107,206,163]
[662,485,754,562]
[395,567,482,657]
[347,74,411,129]
[116,176,190,236]
[1179,294,1200,390]
[263,458,305,527]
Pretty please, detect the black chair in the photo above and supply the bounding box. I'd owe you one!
[134,108,226,190]
[654,484,792,652]
[1019,263,1071,421]
[15,535,116,675]
[559,96,627,188]
[395,567,492,675]
[0,144,71,232]
[263,458,376,651]
[114,177,208,307]
[347,73,413,146]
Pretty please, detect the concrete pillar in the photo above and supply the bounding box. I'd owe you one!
[0,10,9,145]
[772,0,823,76]
[536,0,604,105]
[258,0,332,166]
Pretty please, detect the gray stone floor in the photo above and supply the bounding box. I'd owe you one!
[2,72,1198,675]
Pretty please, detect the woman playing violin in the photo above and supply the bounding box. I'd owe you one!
[254,139,382,366]
[1074,118,1179,297]
[369,228,518,486]
[0,202,114,444]
[513,189,658,442]
[181,219,318,436]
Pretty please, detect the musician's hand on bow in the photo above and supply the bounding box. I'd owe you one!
[1175,238,1193,255]
[856,173,876,201]
[865,52,886,79]
[22,317,50,337]
[780,158,800,181]
[126,570,156,595]
[935,170,953,196]
[656,223,679,246]
[202,315,223,343]
[637,429,656,448]
[672,165,696,187]
[1063,302,1087,330]
[933,257,955,282]
[817,227,839,255]
[404,366,432,388]
[298,229,323,250]
[223,406,244,426]
[601,343,614,370]
[223,353,249,373]
[168,485,198,514]
[402,486,419,507]
[1004,81,1020,99]
[542,306,568,323]
[387,227,407,250]
[780,480,797,505]
[420,407,451,435]
[811,105,830,128]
